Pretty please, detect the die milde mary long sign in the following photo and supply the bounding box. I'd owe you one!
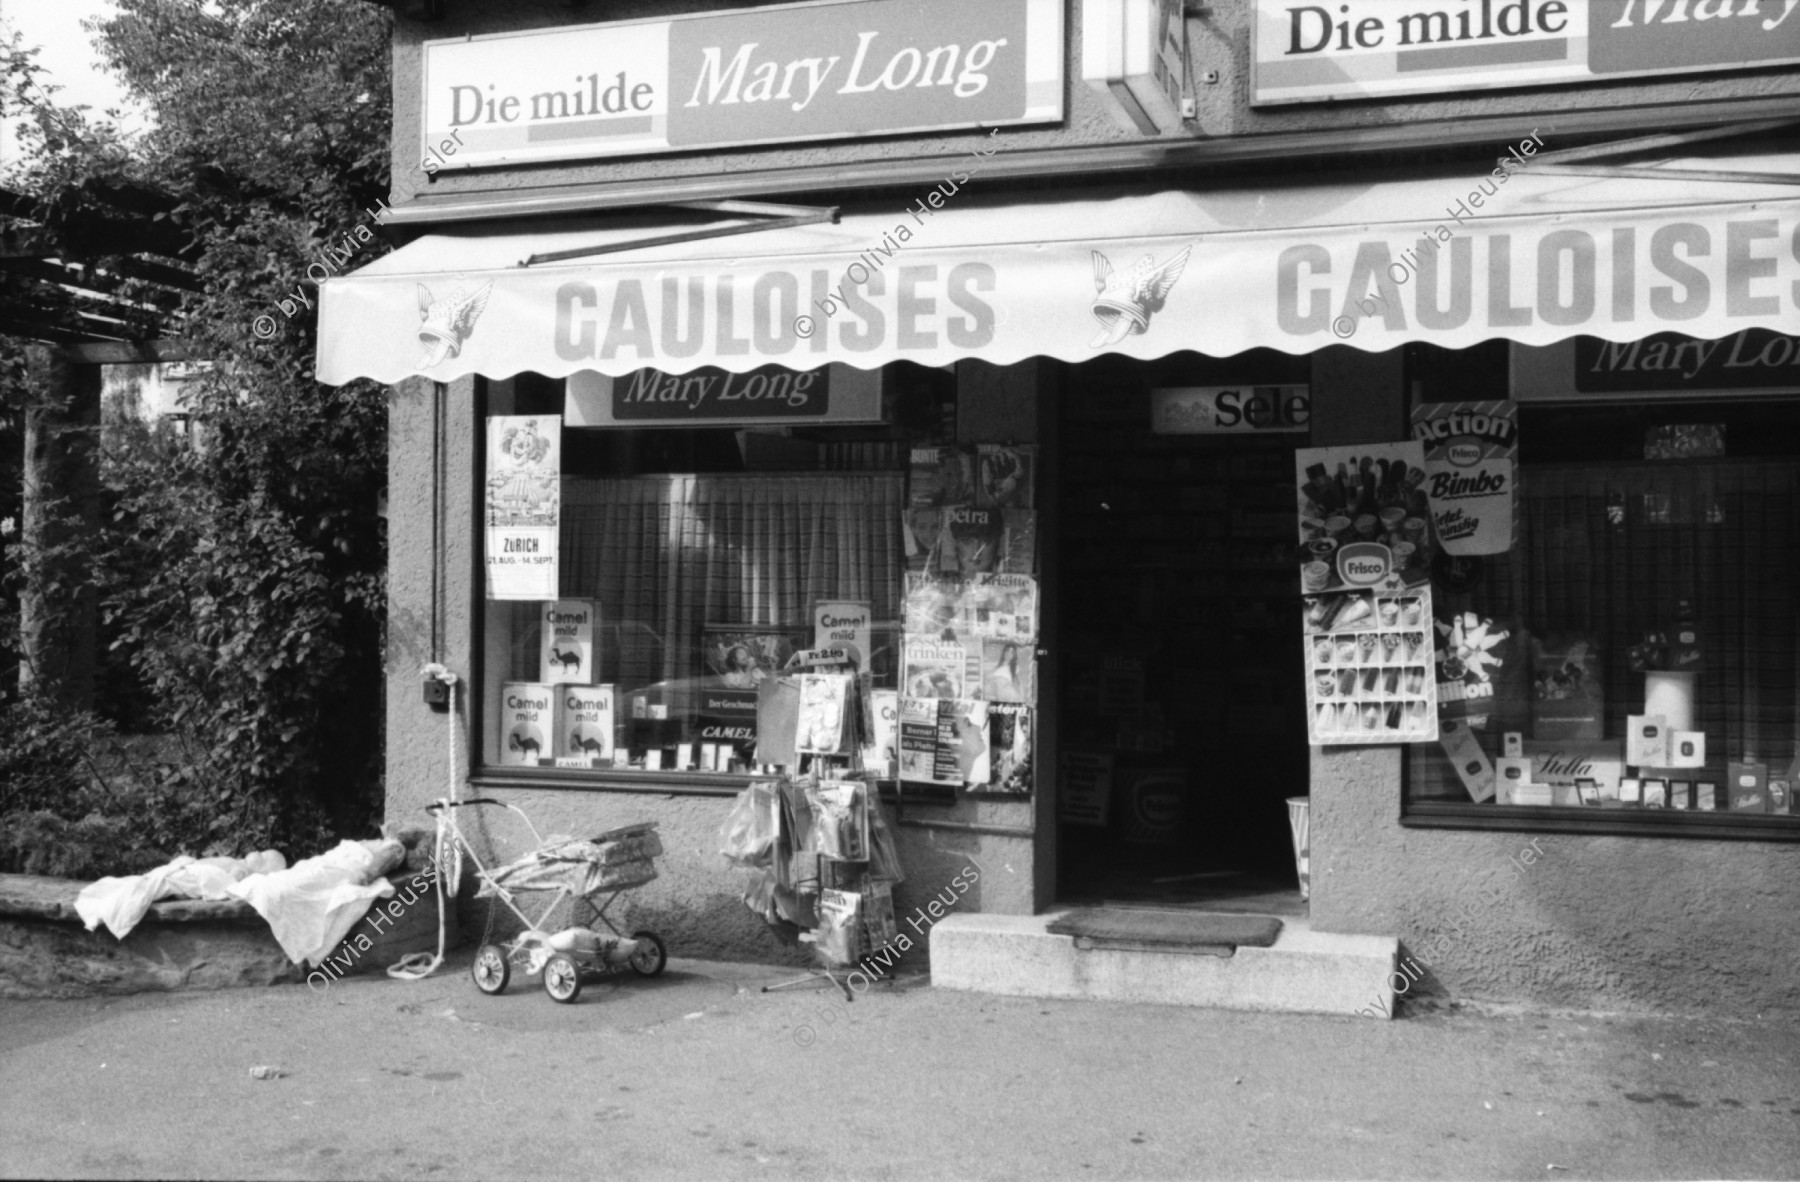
[420,0,1063,170]
[1253,0,1800,106]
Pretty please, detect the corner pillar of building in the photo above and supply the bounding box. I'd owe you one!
[1305,344,1407,933]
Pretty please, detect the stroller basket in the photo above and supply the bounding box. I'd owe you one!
[477,826,663,898]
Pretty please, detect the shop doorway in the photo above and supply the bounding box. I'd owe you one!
[1053,353,1311,912]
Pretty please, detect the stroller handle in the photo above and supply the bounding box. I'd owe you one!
[425,797,507,815]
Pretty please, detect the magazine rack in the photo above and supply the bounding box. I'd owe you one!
[760,648,895,1003]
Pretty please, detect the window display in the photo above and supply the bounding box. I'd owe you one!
[1404,392,1800,829]
[479,372,918,777]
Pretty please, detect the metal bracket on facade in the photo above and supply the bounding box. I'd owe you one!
[517,200,840,267]
[1512,117,1800,186]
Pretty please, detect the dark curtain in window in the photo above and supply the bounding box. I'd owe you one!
[1464,459,1798,767]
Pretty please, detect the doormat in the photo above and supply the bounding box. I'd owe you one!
[1046,908,1283,951]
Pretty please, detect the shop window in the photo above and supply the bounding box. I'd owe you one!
[475,368,946,786]
[1404,395,1800,837]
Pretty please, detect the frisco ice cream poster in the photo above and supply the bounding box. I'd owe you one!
[1410,401,1517,556]
[1294,442,1433,596]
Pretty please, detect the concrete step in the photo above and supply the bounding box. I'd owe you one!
[929,909,1399,1018]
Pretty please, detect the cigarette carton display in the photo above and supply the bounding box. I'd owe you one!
[1495,757,1531,804]
[1619,778,1641,805]
[1668,780,1692,810]
[1669,731,1706,768]
[1502,732,1523,758]
[1526,740,1624,798]
[1438,719,1495,803]
[555,684,615,764]
[1625,715,1669,768]
[499,681,554,766]
[1696,781,1719,810]
[539,599,598,684]
[1512,784,1553,807]
[1727,761,1767,812]
[1768,776,1793,815]
[1642,779,1667,808]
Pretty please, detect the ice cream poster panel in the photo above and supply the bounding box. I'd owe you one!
[485,415,560,600]
[1302,586,1438,745]
[1294,442,1432,596]
[1410,401,1517,556]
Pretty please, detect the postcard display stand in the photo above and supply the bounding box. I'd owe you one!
[1294,444,1441,746]
[899,444,1039,796]
[752,652,907,1001]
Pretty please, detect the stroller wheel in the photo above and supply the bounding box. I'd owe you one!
[628,930,667,977]
[472,944,510,995]
[543,953,582,1003]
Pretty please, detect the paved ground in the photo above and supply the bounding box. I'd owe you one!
[2,951,1797,1181]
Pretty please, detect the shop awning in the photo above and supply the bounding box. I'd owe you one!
[316,150,1800,386]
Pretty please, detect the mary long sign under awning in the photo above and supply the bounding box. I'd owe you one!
[316,155,1800,386]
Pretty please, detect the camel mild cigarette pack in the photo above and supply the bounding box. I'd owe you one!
[539,599,598,684]
[555,684,615,765]
[499,682,554,766]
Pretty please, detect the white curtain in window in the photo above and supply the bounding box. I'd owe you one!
[561,474,903,687]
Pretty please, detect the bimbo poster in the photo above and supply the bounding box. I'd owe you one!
[1411,401,1517,556]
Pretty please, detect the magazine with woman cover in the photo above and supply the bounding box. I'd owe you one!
[978,702,1033,794]
[898,696,990,787]
[942,505,1004,574]
[908,445,973,508]
[981,640,1035,703]
[903,503,948,574]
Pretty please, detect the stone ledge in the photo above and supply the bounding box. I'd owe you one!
[0,873,263,926]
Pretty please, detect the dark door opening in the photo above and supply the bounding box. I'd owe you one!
[1054,354,1311,912]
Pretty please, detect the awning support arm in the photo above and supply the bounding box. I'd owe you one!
[518,200,840,267]
[1511,117,1800,186]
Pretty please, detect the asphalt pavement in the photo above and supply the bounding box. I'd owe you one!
[2,950,1797,1181]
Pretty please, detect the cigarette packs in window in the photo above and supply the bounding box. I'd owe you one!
[499,682,553,766]
[555,684,615,765]
[539,599,597,684]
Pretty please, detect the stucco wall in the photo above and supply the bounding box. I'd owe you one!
[1311,745,1800,1018]
[386,0,1800,209]
[1304,354,1800,1020]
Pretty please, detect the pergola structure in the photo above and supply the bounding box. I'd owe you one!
[0,176,203,709]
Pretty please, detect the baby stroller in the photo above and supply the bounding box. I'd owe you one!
[428,798,667,1003]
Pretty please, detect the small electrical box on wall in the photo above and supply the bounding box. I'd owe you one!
[422,664,455,711]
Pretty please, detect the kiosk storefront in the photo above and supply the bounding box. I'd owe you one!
[328,0,1800,1015]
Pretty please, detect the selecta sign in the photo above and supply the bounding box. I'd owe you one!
[420,0,1063,169]
[1252,0,1800,106]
